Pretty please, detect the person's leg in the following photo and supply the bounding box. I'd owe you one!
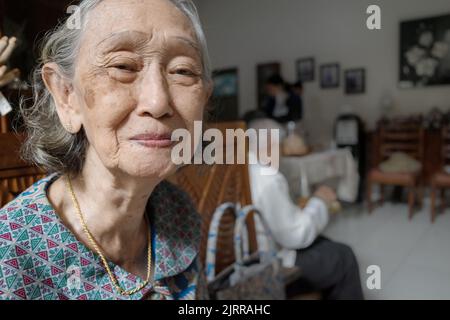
[289,236,364,300]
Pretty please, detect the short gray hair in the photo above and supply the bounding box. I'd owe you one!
[20,0,212,175]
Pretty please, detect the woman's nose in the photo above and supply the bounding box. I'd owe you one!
[137,66,174,118]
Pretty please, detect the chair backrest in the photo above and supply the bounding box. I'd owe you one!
[0,133,45,207]
[0,116,9,134]
[440,125,450,168]
[168,121,256,274]
[377,119,424,164]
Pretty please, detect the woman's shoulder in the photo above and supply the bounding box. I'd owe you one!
[149,180,203,282]
[249,161,287,190]
[0,174,57,253]
[150,179,201,232]
[0,175,57,294]
[0,175,56,217]
[153,180,199,214]
[150,179,202,234]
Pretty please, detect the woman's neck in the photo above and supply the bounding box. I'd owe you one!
[48,150,161,275]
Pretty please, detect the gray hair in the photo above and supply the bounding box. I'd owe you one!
[20,0,212,175]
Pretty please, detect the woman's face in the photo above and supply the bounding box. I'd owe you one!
[69,0,210,179]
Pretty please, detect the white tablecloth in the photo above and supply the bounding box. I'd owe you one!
[279,148,359,203]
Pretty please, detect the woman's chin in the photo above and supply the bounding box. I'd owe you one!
[121,158,177,179]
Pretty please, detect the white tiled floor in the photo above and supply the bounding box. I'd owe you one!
[322,199,450,300]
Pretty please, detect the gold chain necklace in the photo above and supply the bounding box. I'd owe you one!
[65,175,152,296]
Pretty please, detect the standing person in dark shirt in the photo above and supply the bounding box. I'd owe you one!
[261,74,303,124]
[290,81,304,121]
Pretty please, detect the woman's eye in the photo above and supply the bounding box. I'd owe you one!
[113,64,136,72]
[174,68,198,77]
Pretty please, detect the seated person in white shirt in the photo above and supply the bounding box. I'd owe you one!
[246,117,364,300]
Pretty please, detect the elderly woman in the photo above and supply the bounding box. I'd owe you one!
[0,0,212,300]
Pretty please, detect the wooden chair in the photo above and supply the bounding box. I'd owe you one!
[0,132,46,208]
[366,119,424,219]
[0,116,9,134]
[430,125,450,222]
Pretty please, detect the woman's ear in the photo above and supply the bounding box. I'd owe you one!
[42,63,82,133]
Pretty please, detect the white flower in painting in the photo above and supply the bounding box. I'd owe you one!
[431,42,449,59]
[405,46,426,66]
[415,58,439,77]
[419,31,434,47]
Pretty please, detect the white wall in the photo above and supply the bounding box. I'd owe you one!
[195,0,450,145]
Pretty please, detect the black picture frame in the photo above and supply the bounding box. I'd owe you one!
[320,63,340,89]
[345,68,366,94]
[210,68,239,121]
[257,62,281,109]
[399,13,450,88]
[296,57,315,82]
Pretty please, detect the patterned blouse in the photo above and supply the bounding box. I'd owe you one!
[0,174,208,300]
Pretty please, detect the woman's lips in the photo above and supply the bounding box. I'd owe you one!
[130,133,174,148]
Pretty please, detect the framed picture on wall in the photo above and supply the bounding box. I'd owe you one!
[296,57,315,82]
[320,63,340,88]
[210,68,239,121]
[400,13,450,88]
[345,68,366,94]
[257,62,281,109]
[213,68,238,98]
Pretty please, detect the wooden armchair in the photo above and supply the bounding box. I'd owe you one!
[430,125,450,222]
[366,120,424,219]
[0,133,45,208]
[0,116,9,134]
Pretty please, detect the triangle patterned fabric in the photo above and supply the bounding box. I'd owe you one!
[0,174,204,300]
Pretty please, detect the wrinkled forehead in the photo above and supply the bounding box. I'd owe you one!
[80,0,198,53]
